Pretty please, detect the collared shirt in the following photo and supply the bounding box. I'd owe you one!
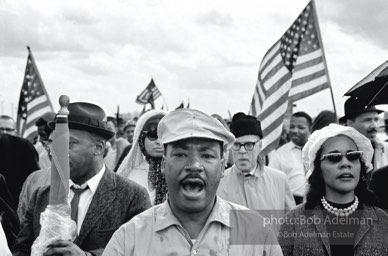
[102,196,283,256]
[69,165,105,234]
[217,165,295,218]
[373,140,388,169]
[268,141,306,197]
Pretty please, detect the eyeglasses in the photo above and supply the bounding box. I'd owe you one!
[232,141,259,151]
[320,151,363,163]
[0,127,15,134]
[144,129,158,141]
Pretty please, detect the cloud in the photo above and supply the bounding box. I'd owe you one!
[319,0,388,50]
[196,10,234,27]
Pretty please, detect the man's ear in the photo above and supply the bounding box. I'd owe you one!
[258,140,263,151]
[161,156,166,174]
[220,158,226,178]
[94,140,105,156]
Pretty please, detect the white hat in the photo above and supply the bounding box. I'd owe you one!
[302,123,374,173]
[158,109,235,150]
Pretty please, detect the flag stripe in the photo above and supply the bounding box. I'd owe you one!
[249,1,331,156]
[136,79,162,107]
[16,50,54,141]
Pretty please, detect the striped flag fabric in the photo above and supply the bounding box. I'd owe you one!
[136,78,162,109]
[16,47,54,141]
[249,1,330,156]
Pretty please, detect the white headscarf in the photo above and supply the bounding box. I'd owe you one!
[117,110,166,178]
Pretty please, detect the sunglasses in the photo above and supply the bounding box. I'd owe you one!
[144,128,158,141]
[320,151,363,163]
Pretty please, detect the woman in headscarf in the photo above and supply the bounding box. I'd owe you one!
[278,123,388,256]
[117,110,167,205]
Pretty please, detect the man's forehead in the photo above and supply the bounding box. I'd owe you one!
[355,111,379,120]
[168,137,222,149]
[235,134,260,143]
[291,116,309,124]
[0,119,15,128]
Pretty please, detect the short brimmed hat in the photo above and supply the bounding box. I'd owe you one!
[229,112,263,139]
[48,102,114,140]
[302,123,374,173]
[342,97,383,122]
[158,109,235,150]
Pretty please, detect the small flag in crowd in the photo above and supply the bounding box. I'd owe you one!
[136,78,162,109]
[249,1,331,156]
[16,46,54,141]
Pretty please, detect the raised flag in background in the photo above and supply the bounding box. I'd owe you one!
[136,78,162,109]
[249,1,330,157]
[16,46,54,141]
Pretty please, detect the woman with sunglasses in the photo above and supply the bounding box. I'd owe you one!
[278,124,388,256]
[117,110,167,205]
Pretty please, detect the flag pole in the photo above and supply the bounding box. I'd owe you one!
[26,46,55,111]
[310,0,337,116]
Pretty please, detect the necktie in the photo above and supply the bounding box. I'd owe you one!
[70,186,88,223]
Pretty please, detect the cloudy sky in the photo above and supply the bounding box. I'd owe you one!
[1,0,387,120]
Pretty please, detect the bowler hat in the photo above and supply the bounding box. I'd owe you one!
[48,102,114,140]
[343,97,383,121]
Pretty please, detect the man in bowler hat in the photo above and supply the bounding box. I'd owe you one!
[12,102,151,256]
[343,97,388,169]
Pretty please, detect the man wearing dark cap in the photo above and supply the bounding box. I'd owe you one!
[103,109,282,256]
[343,97,388,169]
[218,113,295,217]
[34,112,56,169]
[12,102,151,256]
[269,111,312,204]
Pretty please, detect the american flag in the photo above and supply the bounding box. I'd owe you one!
[136,78,162,109]
[249,1,331,156]
[16,47,54,141]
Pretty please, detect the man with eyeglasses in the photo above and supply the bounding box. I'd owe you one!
[218,112,295,219]
[0,115,16,136]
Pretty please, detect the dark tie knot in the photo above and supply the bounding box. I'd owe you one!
[71,186,88,195]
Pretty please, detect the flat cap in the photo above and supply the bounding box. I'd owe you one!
[158,109,235,150]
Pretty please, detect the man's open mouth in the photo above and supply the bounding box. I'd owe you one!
[181,178,205,195]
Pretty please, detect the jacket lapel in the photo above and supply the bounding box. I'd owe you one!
[74,168,116,245]
[354,204,376,247]
[312,206,331,256]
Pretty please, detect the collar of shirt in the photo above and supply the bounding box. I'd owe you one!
[69,165,106,194]
[154,196,230,232]
[291,141,303,150]
[235,165,264,178]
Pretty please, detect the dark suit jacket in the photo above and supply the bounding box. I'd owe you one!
[0,174,20,248]
[0,134,40,208]
[12,168,151,256]
[370,166,388,211]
